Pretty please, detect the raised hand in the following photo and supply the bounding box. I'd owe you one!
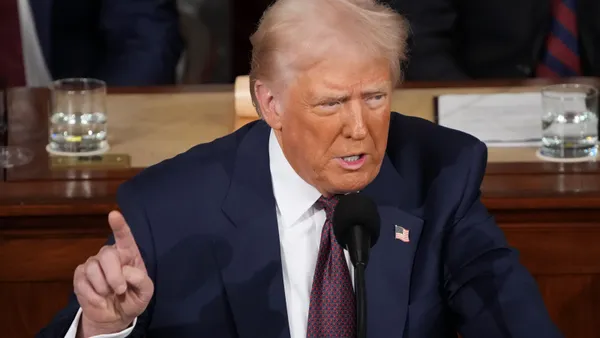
[74,211,154,337]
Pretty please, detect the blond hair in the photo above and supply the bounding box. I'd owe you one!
[249,0,409,116]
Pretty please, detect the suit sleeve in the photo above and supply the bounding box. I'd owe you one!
[397,0,469,81]
[36,180,156,338]
[94,0,183,86]
[443,141,563,338]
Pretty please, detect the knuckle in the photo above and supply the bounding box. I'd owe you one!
[85,256,98,268]
[84,260,97,276]
[73,265,85,287]
[97,246,109,256]
[99,244,115,255]
[98,247,118,264]
[74,279,87,294]
[74,264,84,276]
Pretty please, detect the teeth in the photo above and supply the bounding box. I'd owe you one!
[343,155,360,162]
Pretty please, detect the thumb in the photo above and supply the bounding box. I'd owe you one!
[123,265,153,303]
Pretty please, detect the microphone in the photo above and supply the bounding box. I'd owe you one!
[333,193,381,338]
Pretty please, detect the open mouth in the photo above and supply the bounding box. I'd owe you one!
[337,154,367,170]
[341,154,364,163]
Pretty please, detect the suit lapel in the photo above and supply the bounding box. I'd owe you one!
[28,0,52,68]
[220,121,291,338]
[361,155,424,337]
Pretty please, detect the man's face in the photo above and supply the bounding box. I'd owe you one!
[270,55,393,196]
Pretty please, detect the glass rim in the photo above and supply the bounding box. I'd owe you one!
[51,78,106,92]
[541,83,599,100]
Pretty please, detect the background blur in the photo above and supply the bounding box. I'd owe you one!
[177,0,599,83]
[5,0,596,86]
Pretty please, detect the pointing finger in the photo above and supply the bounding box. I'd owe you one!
[108,211,140,256]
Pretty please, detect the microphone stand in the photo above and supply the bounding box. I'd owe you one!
[354,263,367,338]
[346,223,373,338]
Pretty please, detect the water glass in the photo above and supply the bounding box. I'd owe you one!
[49,78,108,154]
[541,84,598,159]
[1,87,33,168]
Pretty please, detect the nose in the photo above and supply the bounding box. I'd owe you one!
[341,101,368,140]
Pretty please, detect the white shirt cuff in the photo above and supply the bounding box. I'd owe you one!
[64,308,137,338]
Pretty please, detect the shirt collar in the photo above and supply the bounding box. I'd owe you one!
[269,129,322,228]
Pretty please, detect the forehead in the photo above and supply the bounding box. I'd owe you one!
[294,55,392,94]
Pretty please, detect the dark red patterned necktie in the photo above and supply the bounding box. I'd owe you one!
[307,195,356,338]
[0,0,26,87]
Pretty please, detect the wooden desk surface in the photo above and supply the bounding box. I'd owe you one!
[2,79,600,337]
[8,78,600,171]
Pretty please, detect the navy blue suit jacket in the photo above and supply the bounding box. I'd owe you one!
[38,113,562,337]
[29,0,183,86]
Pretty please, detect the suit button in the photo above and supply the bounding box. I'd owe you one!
[516,64,532,75]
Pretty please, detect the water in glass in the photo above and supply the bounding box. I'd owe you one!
[540,84,598,159]
[48,78,107,153]
[49,111,107,152]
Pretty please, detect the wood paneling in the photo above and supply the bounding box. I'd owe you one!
[536,275,600,337]
[0,282,75,338]
[503,223,600,275]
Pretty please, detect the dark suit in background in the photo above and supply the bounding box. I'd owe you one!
[38,113,561,337]
[391,0,600,81]
[29,0,183,86]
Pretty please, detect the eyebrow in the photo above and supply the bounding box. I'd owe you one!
[313,93,350,103]
[312,85,389,103]
[360,88,388,97]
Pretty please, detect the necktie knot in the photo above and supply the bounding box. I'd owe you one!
[316,195,339,217]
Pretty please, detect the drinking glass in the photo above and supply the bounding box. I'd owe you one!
[0,88,33,168]
[540,84,599,159]
[48,78,108,155]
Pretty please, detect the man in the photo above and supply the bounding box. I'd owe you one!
[39,0,562,337]
[393,0,600,80]
[0,0,182,87]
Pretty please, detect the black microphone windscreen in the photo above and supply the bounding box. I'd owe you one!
[333,193,381,249]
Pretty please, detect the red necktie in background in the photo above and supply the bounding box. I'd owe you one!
[307,195,356,338]
[0,0,26,87]
[537,0,581,77]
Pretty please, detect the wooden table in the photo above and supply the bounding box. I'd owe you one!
[2,80,600,337]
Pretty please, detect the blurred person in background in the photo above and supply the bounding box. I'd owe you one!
[177,0,232,84]
[0,0,183,87]
[391,0,599,81]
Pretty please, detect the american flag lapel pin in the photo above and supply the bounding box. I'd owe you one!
[394,225,410,243]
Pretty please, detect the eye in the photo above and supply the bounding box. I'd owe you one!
[320,101,340,109]
[367,94,385,102]
[366,94,386,108]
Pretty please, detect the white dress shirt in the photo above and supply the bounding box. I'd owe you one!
[17,0,52,86]
[64,129,354,338]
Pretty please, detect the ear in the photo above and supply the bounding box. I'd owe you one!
[254,80,283,130]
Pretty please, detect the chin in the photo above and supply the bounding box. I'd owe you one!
[328,172,375,194]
